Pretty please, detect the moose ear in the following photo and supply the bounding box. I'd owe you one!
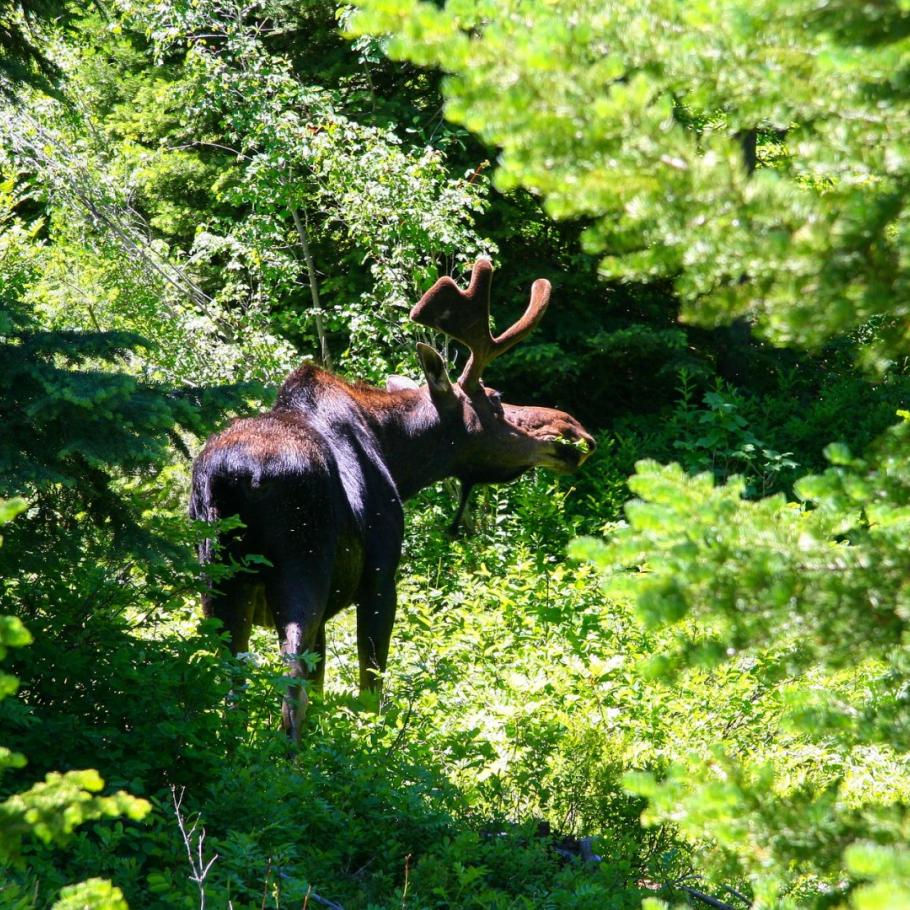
[415,343,454,400]
[386,375,420,392]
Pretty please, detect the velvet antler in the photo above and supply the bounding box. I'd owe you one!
[410,259,551,390]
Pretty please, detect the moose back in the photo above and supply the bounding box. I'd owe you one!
[190,260,594,739]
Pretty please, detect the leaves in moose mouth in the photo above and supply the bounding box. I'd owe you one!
[562,436,592,455]
[538,434,590,453]
[548,437,592,467]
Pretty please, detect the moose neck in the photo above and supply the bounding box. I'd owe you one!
[363,390,460,501]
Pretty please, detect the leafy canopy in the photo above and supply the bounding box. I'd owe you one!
[349,1,910,907]
[350,0,910,368]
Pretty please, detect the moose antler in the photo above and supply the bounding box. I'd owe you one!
[410,259,551,390]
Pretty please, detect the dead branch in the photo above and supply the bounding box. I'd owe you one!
[721,884,751,906]
[305,891,345,910]
[172,786,218,910]
[680,884,738,910]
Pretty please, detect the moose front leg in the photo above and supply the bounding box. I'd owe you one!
[312,623,327,694]
[356,574,397,704]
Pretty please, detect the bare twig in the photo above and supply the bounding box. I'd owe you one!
[305,891,345,910]
[172,786,219,910]
[261,856,272,910]
[401,853,411,909]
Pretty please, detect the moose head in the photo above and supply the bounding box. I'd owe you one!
[387,259,594,524]
[191,259,595,740]
[415,257,593,469]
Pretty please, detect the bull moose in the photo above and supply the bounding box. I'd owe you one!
[190,259,595,740]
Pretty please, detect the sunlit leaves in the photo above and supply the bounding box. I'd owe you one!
[350,0,910,367]
[52,879,130,910]
[118,0,491,379]
[2,769,150,852]
[567,417,910,904]
[846,844,910,910]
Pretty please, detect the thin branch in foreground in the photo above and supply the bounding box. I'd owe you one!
[172,786,219,910]
[680,884,739,910]
[304,890,345,910]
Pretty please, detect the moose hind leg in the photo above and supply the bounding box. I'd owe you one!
[265,569,329,743]
[205,577,255,655]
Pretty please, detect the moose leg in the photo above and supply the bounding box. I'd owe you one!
[356,575,397,702]
[312,623,327,695]
[204,578,254,655]
[278,619,310,743]
[265,570,328,743]
[202,580,257,728]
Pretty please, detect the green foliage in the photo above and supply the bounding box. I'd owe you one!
[3,771,149,857]
[350,0,910,369]
[666,376,797,497]
[0,2,68,98]
[5,1,910,908]
[21,0,494,380]
[0,499,150,909]
[0,181,253,557]
[348,1,910,906]
[34,486,673,909]
[569,420,910,904]
[51,880,128,910]
[0,162,244,908]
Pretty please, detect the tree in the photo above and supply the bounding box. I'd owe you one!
[348,1,910,906]
[0,1,69,98]
[0,497,150,910]
[350,0,910,370]
[74,0,493,379]
[0,176,252,554]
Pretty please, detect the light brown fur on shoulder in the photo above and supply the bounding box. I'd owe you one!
[200,412,329,468]
[275,361,420,416]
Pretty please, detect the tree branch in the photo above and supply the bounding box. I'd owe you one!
[291,205,331,368]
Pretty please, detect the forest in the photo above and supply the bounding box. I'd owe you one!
[2,1,910,908]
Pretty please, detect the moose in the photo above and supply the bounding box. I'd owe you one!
[190,259,595,740]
